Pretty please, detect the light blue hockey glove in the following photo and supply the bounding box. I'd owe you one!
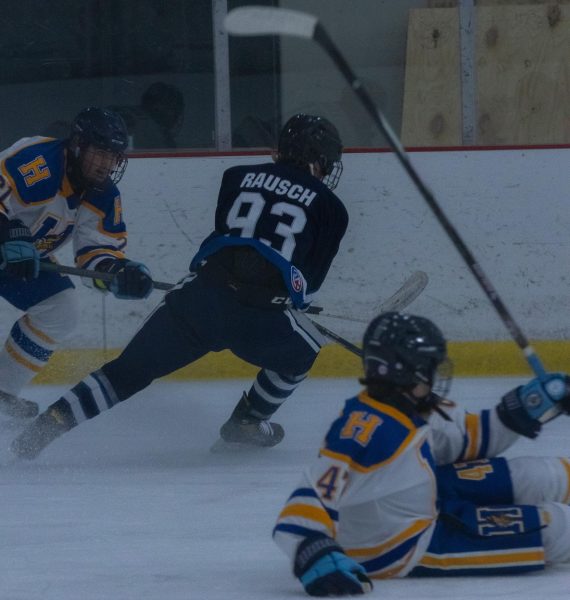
[294,535,373,597]
[497,373,570,438]
[0,218,39,281]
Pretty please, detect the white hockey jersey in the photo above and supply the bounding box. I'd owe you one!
[0,136,127,269]
[273,390,521,579]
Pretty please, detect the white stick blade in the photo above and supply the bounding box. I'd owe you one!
[376,270,428,314]
[224,7,318,39]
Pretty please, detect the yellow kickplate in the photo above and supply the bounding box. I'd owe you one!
[31,340,570,385]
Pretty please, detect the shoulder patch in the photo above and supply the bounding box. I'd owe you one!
[2,139,65,205]
[323,395,420,470]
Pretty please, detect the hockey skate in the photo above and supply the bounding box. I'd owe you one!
[10,404,75,460]
[0,390,39,419]
[211,392,285,452]
[219,416,284,447]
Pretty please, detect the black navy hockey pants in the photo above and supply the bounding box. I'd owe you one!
[101,272,323,401]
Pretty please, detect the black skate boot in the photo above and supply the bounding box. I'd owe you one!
[11,402,76,460]
[218,392,284,448]
[0,390,39,419]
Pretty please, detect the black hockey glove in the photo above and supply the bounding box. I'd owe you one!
[0,217,39,281]
[97,258,153,299]
[497,373,570,438]
[294,535,373,597]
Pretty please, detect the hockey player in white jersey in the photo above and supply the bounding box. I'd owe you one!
[274,312,570,596]
[0,107,153,418]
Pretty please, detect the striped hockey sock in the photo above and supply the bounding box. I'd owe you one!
[0,316,57,395]
[58,369,121,425]
[246,369,308,419]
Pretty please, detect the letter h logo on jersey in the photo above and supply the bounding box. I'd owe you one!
[340,411,382,447]
[18,156,51,187]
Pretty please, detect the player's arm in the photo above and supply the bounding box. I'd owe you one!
[273,455,372,597]
[429,400,520,464]
[431,375,570,464]
[0,172,39,281]
[0,214,39,281]
[274,399,384,596]
[74,192,152,299]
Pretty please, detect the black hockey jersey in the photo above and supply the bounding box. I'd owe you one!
[190,162,348,308]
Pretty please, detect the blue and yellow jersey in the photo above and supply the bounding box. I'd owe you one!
[274,391,438,578]
[274,390,524,578]
[0,136,126,268]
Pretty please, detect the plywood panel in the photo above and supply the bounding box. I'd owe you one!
[403,4,570,145]
[477,0,570,4]
[429,1,570,6]
[476,4,570,144]
[402,8,462,146]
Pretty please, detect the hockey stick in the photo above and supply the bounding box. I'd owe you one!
[318,270,428,323]
[308,271,429,358]
[40,261,425,324]
[36,262,332,317]
[40,262,174,291]
[225,7,547,379]
[38,262,326,314]
[41,259,423,357]
[311,321,362,357]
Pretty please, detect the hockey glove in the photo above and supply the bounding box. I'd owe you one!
[497,373,570,438]
[294,535,373,597]
[0,218,39,281]
[98,258,153,299]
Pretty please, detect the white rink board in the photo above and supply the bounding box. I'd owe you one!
[1,147,569,347]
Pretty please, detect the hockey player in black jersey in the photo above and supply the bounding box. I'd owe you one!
[11,113,349,458]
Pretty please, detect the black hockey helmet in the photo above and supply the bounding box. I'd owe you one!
[67,107,129,192]
[276,114,343,190]
[361,312,448,390]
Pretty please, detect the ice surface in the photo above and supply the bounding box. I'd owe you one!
[1,377,568,599]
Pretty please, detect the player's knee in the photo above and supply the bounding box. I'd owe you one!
[541,502,570,564]
[26,288,80,342]
[508,456,570,504]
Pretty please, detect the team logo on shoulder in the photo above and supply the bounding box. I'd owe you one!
[290,266,304,293]
[18,155,51,187]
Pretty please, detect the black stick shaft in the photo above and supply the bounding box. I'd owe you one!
[311,321,362,358]
[39,262,174,291]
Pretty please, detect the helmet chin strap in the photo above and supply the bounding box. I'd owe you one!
[408,385,452,422]
[432,402,453,421]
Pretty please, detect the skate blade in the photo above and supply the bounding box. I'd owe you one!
[0,417,31,434]
[0,393,39,419]
[209,437,268,454]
